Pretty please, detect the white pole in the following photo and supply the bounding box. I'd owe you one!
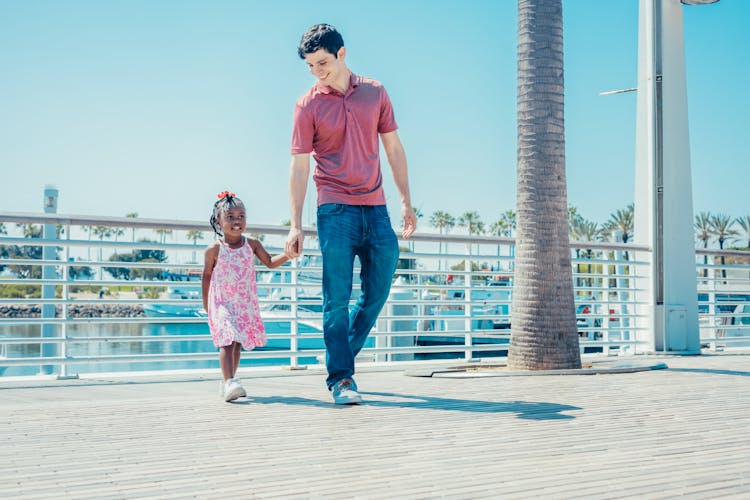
[634,0,702,353]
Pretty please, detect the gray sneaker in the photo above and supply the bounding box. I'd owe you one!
[331,378,362,405]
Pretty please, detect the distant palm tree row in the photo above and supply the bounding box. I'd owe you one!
[423,206,750,251]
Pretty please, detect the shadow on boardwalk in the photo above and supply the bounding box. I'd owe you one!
[249,391,581,420]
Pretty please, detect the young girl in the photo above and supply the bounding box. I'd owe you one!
[202,191,290,402]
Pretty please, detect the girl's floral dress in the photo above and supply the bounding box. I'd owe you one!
[208,238,266,350]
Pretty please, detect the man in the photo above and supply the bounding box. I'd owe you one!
[285,24,416,405]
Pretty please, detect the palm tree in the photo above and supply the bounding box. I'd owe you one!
[489,213,515,273]
[126,212,138,242]
[458,211,485,257]
[735,215,750,249]
[604,204,634,244]
[491,210,517,238]
[489,219,511,238]
[735,215,750,280]
[695,212,712,279]
[500,210,517,236]
[709,214,738,280]
[458,211,484,237]
[0,223,7,235]
[154,229,173,244]
[508,0,580,370]
[429,210,455,271]
[186,230,204,263]
[603,204,634,276]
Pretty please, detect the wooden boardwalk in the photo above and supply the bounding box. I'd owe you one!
[2,353,749,499]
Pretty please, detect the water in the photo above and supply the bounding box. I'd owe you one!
[0,322,325,377]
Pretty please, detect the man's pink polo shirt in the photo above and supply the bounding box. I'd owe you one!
[291,72,398,206]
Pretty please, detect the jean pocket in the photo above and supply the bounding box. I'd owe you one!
[373,205,390,219]
[317,203,345,216]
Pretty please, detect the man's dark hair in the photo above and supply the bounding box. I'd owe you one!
[298,24,344,59]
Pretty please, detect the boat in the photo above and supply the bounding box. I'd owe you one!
[142,285,207,318]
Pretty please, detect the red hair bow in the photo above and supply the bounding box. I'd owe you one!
[217,191,236,199]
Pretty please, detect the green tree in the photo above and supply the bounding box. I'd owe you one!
[68,263,93,280]
[508,0,580,370]
[104,242,168,281]
[2,225,43,278]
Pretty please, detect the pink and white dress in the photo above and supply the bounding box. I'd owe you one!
[207,238,266,350]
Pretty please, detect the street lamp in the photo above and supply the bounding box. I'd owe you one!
[633,0,718,353]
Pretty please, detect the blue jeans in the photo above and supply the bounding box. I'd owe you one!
[316,204,400,389]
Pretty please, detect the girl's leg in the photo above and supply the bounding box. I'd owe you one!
[232,342,242,378]
[219,345,235,381]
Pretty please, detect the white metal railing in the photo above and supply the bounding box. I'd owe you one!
[695,248,750,350]
[1,212,748,377]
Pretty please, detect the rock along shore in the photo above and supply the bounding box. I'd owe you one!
[0,304,145,318]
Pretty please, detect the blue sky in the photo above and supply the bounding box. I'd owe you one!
[1,0,747,231]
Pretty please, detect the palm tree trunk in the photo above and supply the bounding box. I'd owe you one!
[508,0,580,370]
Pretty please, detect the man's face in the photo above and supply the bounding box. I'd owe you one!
[304,47,346,87]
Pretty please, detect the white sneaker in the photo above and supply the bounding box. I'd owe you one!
[232,378,247,398]
[224,379,244,402]
[331,378,362,405]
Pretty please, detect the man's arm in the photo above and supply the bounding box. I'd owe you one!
[285,153,311,257]
[381,130,416,239]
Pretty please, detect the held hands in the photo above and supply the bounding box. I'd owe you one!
[401,204,417,239]
[285,227,304,258]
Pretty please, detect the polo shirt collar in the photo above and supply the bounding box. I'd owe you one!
[315,71,360,96]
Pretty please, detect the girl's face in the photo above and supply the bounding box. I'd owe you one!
[219,205,246,237]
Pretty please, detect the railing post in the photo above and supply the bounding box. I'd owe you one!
[58,223,78,379]
[464,245,473,360]
[40,186,59,375]
[388,277,416,361]
[289,260,299,369]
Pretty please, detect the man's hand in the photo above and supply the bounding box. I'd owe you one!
[401,204,417,239]
[285,227,304,258]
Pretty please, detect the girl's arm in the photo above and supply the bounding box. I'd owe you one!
[250,239,290,269]
[201,243,219,311]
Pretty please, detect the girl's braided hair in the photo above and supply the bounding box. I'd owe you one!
[210,191,244,236]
